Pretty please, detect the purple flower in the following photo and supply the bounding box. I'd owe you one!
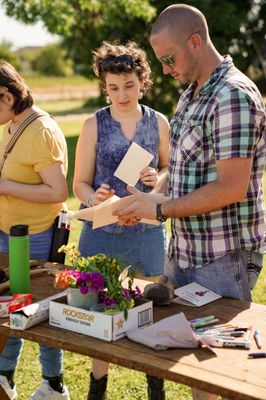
[89,271,105,292]
[80,286,89,295]
[122,289,131,300]
[103,296,118,307]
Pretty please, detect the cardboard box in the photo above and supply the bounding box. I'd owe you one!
[49,296,153,341]
[10,291,66,330]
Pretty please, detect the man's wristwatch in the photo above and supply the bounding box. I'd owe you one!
[156,203,167,222]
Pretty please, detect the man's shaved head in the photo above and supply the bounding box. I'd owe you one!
[151,4,208,42]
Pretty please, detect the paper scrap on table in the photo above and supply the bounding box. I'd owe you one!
[174,282,222,307]
[114,142,154,186]
[126,312,199,350]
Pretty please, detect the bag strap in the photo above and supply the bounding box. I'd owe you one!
[0,112,47,174]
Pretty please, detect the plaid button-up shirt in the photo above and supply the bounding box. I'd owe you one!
[168,56,266,269]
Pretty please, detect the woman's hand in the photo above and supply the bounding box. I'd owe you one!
[92,183,115,206]
[139,167,158,187]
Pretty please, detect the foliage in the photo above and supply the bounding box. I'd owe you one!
[2,0,265,115]
[31,44,74,76]
[57,243,141,317]
[0,40,21,70]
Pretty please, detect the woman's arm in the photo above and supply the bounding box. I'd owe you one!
[73,115,115,207]
[140,112,169,193]
[73,115,97,206]
[0,161,67,203]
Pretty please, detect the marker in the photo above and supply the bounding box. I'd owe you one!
[254,330,262,349]
[202,337,251,349]
[244,326,253,341]
[222,327,249,332]
[189,315,215,324]
[248,352,266,359]
[196,324,236,332]
[192,318,220,329]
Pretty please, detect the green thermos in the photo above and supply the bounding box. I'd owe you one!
[9,224,30,294]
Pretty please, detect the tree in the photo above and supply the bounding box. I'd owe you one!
[0,40,21,70]
[1,0,265,115]
[31,44,74,77]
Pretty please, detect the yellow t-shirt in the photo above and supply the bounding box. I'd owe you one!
[0,115,68,234]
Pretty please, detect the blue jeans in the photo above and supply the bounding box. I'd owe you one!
[79,222,167,277]
[165,249,263,301]
[0,228,63,377]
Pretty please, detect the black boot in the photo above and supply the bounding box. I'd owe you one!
[88,372,107,400]
[43,373,64,393]
[146,374,165,400]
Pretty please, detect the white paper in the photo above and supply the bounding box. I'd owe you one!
[127,312,199,350]
[114,142,154,186]
[174,282,222,307]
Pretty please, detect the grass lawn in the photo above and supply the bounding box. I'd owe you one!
[1,91,266,400]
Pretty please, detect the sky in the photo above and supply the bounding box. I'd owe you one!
[0,7,58,50]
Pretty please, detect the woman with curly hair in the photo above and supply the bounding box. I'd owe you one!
[73,40,169,399]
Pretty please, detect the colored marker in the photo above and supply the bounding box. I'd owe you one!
[197,324,236,332]
[202,337,251,349]
[254,330,262,349]
[248,352,266,359]
[189,315,215,324]
[192,318,220,329]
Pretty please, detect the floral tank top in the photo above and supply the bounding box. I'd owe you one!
[91,105,160,233]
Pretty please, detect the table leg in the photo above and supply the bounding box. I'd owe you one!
[0,384,10,400]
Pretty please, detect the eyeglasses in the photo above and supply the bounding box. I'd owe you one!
[158,31,201,67]
[100,54,135,71]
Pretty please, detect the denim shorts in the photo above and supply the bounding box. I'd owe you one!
[79,222,167,277]
[164,249,263,302]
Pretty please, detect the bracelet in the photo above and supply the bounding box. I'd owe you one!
[87,194,95,208]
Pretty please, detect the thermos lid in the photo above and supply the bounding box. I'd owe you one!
[10,224,29,237]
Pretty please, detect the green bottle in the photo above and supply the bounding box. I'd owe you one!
[9,224,30,294]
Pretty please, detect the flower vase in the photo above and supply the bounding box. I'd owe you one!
[66,287,98,310]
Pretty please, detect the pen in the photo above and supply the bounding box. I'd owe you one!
[202,337,251,349]
[248,352,266,359]
[189,315,215,324]
[192,318,220,329]
[254,330,262,349]
[197,324,237,332]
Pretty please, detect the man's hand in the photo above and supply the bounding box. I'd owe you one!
[114,185,157,225]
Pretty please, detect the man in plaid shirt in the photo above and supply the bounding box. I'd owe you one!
[116,5,265,398]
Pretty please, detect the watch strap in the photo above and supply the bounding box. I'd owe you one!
[156,203,167,222]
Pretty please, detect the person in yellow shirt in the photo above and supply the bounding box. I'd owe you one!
[0,61,70,400]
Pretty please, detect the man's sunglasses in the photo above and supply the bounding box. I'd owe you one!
[158,31,201,67]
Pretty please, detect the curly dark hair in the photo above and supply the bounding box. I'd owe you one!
[0,60,33,114]
[92,41,153,95]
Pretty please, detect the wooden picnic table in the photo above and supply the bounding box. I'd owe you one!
[0,253,266,400]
